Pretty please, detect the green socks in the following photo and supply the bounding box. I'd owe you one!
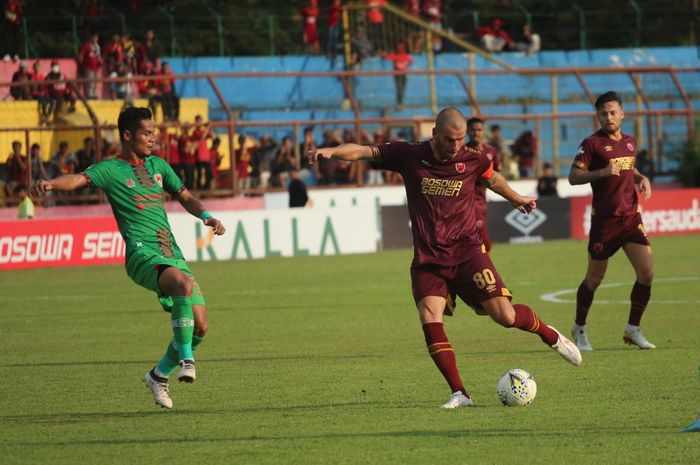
[156,335,204,377]
[171,296,194,361]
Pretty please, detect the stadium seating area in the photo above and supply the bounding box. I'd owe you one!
[164,45,699,166]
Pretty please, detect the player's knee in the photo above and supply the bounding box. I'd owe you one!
[172,275,194,297]
[637,268,653,284]
[418,305,442,324]
[194,322,208,337]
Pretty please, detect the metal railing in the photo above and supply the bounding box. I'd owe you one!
[1,65,697,201]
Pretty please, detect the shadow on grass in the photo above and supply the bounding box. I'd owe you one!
[0,401,400,424]
[4,424,676,448]
[1,353,384,368]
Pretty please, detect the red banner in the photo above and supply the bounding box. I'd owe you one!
[0,216,124,270]
[570,188,700,239]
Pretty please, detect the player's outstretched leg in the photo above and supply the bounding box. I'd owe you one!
[144,370,173,409]
[171,296,196,381]
[508,303,582,366]
[572,280,595,351]
[623,281,655,349]
[422,322,473,409]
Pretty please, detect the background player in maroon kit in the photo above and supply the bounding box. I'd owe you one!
[467,117,500,253]
[568,91,655,351]
[308,107,581,409]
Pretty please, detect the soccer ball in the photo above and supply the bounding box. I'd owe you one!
[496,368,537,406]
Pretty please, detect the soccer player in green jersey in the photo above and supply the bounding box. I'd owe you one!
[33,107,226,409]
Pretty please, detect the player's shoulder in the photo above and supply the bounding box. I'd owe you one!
[147,155,170,168]
[620,132,637,146]
[86,156,119,171]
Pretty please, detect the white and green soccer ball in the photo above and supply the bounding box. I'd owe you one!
[496,368,537,406]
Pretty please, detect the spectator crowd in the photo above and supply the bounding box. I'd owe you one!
[9,27,180,124]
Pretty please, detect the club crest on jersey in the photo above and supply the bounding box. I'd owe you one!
[154,173,163,187]
[627,142,634,152]
[125,178,136,188]
[455,162,466,173]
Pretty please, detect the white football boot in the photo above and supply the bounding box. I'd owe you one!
[441,391,474,409]
[549,326,583,366]
[177,359,196,383]
[623,327,656,349]
[571,324,593,351]
[144,371,173,409]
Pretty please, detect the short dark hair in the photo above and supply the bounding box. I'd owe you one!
[118,107,152,142]
[595,91,622,111]
[467,117,484,128]
[14,183,28,194]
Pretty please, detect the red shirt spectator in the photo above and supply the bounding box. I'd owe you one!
[421,0,442,25]
[79,34,102,72]
[167,132,180,165]
[478,18,514,52]
[384,44,413,72]
[158,64,176,94]
[365,0,386,24]
[301,0,320,53]
[103,34,123,73]
[328,0,342,27]
[404,0,420,16]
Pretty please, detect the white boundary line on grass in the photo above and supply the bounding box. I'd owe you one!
[540,276,700,304]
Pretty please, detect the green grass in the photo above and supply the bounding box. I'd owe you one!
[2,235,699,465]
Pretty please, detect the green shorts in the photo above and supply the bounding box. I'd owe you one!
[126,249,206,311]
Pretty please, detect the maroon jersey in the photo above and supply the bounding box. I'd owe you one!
[473,143,498,220]
[376,141,493,266]
[573,129,638,218]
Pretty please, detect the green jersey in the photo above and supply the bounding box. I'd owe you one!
[84,156,185,259]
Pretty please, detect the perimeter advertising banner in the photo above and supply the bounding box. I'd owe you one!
[570,189,700,239]
[0,216,124,270]
[487,197,571,243]
[0,207,379,270]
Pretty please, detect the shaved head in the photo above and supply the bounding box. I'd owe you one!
[435,107,467,132]
[431,107,467,161]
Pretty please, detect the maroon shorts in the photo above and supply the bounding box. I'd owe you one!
[410,248,512,315]
[588,213,650,260]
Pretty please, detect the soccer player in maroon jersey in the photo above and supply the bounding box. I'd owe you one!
[568,91,655,351]
[308,107,581,409]
[467,117,500,253]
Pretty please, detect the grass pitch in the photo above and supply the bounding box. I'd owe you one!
[2,235,699,465]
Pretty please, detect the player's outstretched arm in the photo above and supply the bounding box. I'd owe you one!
[487,172,536,214]
[306,143,376,164]
[175,188,226,235]
[32,174,88,195]
[568,162,619,185]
